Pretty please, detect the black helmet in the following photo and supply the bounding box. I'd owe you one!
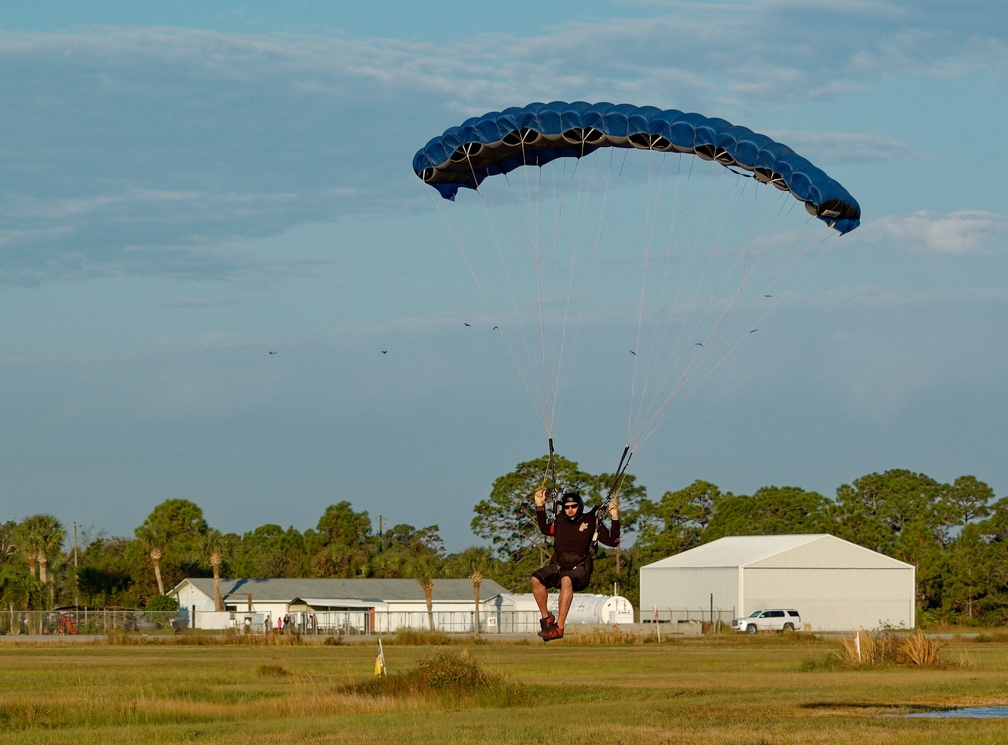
[560,491,584,522]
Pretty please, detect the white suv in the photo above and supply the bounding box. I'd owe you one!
[731,609,801,634]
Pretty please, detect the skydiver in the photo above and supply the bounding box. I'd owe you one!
[531,488,619,641]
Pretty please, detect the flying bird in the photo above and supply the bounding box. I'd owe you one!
[749,329,759,334]
[464,322,471,327]
[694,342,703,347]
[268,351,276,355]
[629,349,636,356]
[381,350,388,354]
[492,326,499,331]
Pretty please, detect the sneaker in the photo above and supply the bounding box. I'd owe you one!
[538,624,564,642]
[539,613,556,631]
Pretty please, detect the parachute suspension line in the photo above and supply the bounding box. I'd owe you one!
[627,148,669,448]
[626,151,722,449]
[437,152,556,439]
[628,179,841,450]
[626,157,781,450]
[600,445,633,518]
[631,151,694,443]
[467,139,611,443]
[639,151,725,445]
[547,149,627,449]
[543,154,579,445]
[644,168,767,445]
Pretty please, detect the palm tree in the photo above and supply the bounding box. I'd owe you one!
[18,515,65,604]
[136,524,169,595]
[443,546,496,635]
[421,576,436,632]
[469,569,484,635]
[405,554,440,632]
[197,530,231,611]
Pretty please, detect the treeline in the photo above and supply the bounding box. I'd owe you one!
[2,456,1006,626]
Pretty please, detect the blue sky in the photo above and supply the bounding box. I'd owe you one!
[2,1,1006,552]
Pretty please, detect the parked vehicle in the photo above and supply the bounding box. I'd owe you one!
[731,609,800,633]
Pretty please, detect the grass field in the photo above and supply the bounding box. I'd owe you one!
[1,631,1007,744]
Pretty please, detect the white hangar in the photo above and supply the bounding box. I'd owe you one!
[639,534,916,631]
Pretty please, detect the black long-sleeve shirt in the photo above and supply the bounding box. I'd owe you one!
[536,505,619,569]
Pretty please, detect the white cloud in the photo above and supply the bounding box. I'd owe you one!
[0,5,1004,283]
[870,210,1008,255]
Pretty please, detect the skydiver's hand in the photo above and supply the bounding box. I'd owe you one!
[534,488,547,508]
[608,494,619,521]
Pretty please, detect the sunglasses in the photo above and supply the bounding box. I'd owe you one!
[563,504,580,511]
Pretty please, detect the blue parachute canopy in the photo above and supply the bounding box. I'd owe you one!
[413,101,860,234]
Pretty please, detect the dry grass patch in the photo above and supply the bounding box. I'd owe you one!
[833,629,946,668]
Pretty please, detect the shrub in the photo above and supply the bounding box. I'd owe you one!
[146,595,179,612]
[347,651,526,707]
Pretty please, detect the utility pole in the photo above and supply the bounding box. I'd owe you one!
[73,522,79,606]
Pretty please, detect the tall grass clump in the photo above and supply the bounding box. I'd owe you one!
[564,626,646,645]
[833,629,945,668]
[898,629,942,666]
[389,628,451,645]
[346,650,526,707]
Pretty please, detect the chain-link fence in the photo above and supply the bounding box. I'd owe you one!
[643,606,737,633]
[1,607,738,636]
[0,609,182,636]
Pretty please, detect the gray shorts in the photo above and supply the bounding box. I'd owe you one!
[531,561,592,592]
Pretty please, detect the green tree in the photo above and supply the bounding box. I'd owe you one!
[471,454,640,592]
[895,518,946,615]
[942,475,994,529]
[307,502,372,578]
[942,523,992,622]
[0,521,18,567]
[16,515,65,606]
[0,566,42,631]
[633,480,722,565]
[232,524,307,578]
[703,486,832,542]
[370,523,444,579]
[135,499,209,589]
[834,470,939,554]
[471,454,591,569]
[75,537,136,607]
[972,497,1008,624]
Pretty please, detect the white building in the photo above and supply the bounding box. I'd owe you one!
[169,577,509,634]
[482,592,635,633]
[639,534,916,631]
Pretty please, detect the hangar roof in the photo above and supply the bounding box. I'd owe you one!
[640,534,913,570]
